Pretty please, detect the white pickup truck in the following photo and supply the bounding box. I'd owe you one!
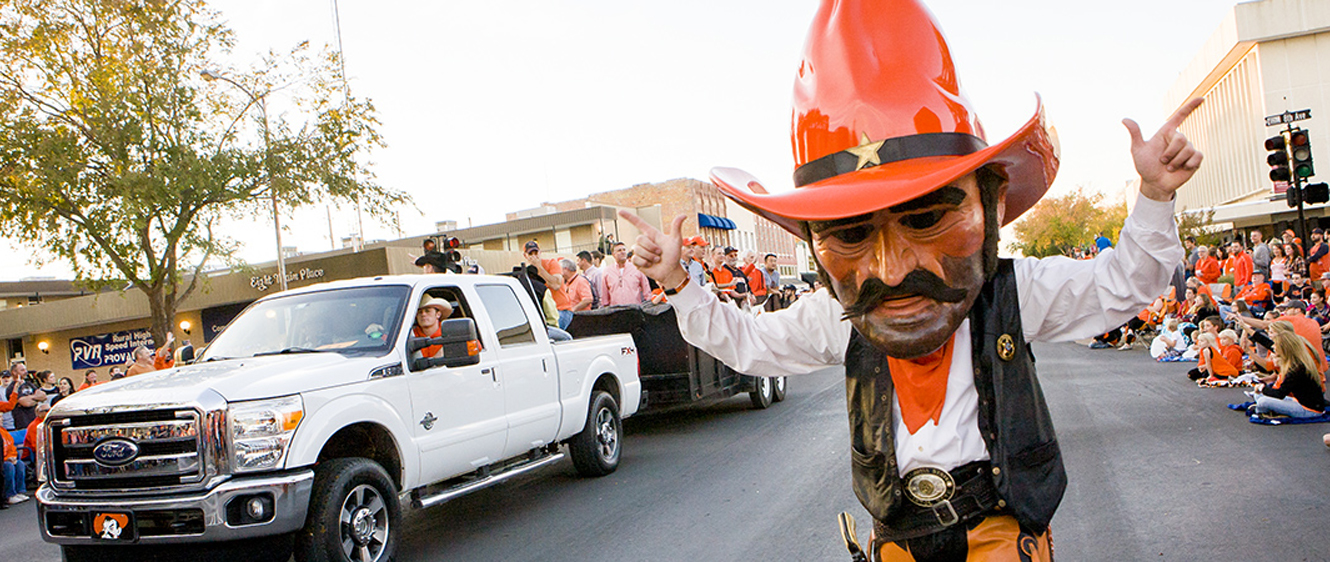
[35,274,641,562]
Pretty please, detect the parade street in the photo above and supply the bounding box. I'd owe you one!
[2,341,1327,561]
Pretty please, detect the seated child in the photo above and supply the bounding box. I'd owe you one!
[1150,318,1189,360]
[1189,332,1240,381]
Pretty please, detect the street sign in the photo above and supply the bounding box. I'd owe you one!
[1266,109,1312,127]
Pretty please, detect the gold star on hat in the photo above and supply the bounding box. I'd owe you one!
[845,132,886,171]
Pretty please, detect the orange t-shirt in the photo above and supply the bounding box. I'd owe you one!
[154,346,175,371]
[711,265,735,295]
[0,426,14,462]
[1195,257,1221,284]
[1284,315,1327,373]
[1204,347,1239,378]
[413,324,443,358]
[741,264,768,297]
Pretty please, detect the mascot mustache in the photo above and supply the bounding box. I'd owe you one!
[841,271,968,320]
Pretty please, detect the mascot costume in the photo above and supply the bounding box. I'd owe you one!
[621,0,1202,559]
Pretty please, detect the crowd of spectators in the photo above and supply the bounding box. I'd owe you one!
[473,237,806,340]
[0,332,182,507]
[1096,228,1330,445]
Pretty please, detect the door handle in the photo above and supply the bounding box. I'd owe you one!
[481,367,496,382]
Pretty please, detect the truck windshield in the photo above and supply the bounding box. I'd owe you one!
[201,286,410,360]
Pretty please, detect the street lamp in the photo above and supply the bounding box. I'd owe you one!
[200,68,288,292]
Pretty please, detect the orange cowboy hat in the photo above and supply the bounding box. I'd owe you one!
[711,0,1060,236]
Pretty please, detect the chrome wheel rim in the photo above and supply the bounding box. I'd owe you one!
[595,406,619,463]
[340,484,389,562]
[775,376,786,395]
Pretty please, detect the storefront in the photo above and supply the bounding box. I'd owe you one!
[0,245,419,380]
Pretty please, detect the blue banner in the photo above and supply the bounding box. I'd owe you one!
[202,301,252,343]
[69,329,156,371]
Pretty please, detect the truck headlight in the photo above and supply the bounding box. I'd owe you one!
[228,395,303,473]
[35,419,47,484]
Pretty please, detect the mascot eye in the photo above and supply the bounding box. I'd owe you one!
[901,210,946,230]
[830,225,872,244]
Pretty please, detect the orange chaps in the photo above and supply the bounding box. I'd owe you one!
[874,515,1052,562]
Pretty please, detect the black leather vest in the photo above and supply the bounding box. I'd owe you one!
[844,259,1066,531]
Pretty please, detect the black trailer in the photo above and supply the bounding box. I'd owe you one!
[566,303,786,410]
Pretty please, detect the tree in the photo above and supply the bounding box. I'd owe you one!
[1007,187,1128,258]
[1176,207,1222,249]
[0,0,410,345]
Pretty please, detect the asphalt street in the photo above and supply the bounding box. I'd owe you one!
[2,341,1328,561]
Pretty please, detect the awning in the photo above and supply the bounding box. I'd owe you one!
[697,213,736,230]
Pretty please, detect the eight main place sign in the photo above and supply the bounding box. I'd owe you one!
[1267,109,1312,127]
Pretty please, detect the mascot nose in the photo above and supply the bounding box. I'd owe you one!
[869,227,918,287]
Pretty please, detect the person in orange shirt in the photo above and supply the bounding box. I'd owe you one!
[1308,229,1330,282]
[1192,331,1240,382]
[125,345,156,377]
[1233,299,1328,376]
[412,295,455,360]
[76,369,102,391]
[1225,241,1253,288]
[153,332,177,371]
[1,424,26,505]
[22,403,47,459]
[1195,245,1221,284]
[523,241,565,292]
[740,251,769,307]
[1234,270,1274,315]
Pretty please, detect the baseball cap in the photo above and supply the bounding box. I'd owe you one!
[1279,299,1307,310]
[1314,228,1324,235]
[723,246,738,255]
[688,236,709,247]
[524,241,540,253]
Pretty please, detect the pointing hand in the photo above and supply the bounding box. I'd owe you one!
[1123,97,1204,201]
[618,210,688,291]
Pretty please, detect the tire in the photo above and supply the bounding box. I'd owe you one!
[569,391,621,477]
[749,376,774,409]
[295,457,399,562]
[772,376,788,403]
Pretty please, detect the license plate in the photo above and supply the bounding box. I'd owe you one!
[91,512,135,541]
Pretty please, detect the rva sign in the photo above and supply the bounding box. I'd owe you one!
[69,329,156,370]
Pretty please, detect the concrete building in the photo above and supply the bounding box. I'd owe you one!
[1167,0,1330,237]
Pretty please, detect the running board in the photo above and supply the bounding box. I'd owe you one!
[412,452,566,509]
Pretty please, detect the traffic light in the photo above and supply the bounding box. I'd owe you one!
[439,236,462,265]
[1291,129,1314,179]
[1287,185,1302,208]
[1306,182,1330,205]
[416,236,464,273]
[1268,134,1291,182]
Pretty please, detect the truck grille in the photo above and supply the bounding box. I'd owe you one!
[50,409,205,491]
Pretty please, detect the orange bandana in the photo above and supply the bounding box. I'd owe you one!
[886,335,956,434]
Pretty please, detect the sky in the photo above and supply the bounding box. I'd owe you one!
[0,0,1242,281]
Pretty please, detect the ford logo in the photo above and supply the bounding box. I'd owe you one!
[92,439,140,467]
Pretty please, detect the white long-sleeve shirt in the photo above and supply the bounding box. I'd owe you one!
[667,193,1183,472]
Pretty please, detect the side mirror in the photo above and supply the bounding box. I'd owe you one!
[409,318,483,371]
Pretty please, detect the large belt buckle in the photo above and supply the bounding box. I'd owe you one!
[902,466,959,527]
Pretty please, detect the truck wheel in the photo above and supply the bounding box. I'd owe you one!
[295,457,399,562]
[749,376,774,409]
[569,391,621,477]
[772,376,788,403]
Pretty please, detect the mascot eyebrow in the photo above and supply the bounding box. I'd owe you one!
[809,186,968,233]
